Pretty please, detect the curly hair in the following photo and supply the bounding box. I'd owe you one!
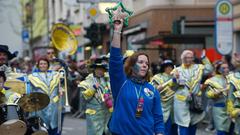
[124,52,151,81]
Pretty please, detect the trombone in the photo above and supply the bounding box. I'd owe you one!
[51,23,77,133]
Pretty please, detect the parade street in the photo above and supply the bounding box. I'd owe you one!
[62,115,214,135]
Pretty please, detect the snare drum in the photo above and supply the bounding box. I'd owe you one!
[0,104,27,135]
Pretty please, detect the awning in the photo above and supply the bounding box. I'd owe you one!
[132,33,213,45]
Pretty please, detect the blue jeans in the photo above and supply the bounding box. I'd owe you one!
[178,124,197,135]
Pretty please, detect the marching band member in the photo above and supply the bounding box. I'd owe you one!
[204,61,231,135]
[79,57,112,135]
[171,50,213,135]
[0,71,7,103]
[0,44,20,103]
[227,52,240,135]
[151,60,178,135]
[28,57,63,135]
[108,13,164,135]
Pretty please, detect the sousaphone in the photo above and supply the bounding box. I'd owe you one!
[51,23,78,55]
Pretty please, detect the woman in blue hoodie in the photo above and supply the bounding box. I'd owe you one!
[108,10,164,135]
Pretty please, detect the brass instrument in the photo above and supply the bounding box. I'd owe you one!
[154,79,175,102]
[58,68,71,111]
[51,23,78,55]
[51,23,77,133]
[209,86,228,97]
[51,23,77,110]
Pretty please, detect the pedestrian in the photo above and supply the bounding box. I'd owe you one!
[28,57,63,135]
[79,57,112,135]
[227,52,240,135]
[151,60,178,135]
[108,11,164,135]
[204,61,232,135]
[171,49,213,135]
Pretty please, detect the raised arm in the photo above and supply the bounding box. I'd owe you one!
[109,13,127,100]
[201,50,213,75]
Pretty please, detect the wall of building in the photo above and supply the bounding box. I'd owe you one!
[0,0,23,57]
[233,0,240,53]
[125,6,214,63]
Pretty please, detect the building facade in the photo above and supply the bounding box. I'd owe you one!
[233,0,240,53]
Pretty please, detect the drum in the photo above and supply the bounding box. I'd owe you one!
[0,104,27,135]
[4,73,27,95]
[25,116,48,135]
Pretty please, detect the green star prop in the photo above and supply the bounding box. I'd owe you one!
[105,2,133,26]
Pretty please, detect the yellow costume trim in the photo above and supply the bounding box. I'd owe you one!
[189,65,204,92]
[229,74,240,91]
[79,81,89,90]
[202,57,211,65]
[204,77,228,98]
[176,94,187,101]
[82,89,95,99]
[206,90,216,98]
[53,95,59,103]
[85,109,96,115]
[28,74,49,94]
[233,91,240,98]
[49,73,60,94]
[29,73,60,94]
[151,74,175,102]
[0,88,6,94]
[109,107,113,112]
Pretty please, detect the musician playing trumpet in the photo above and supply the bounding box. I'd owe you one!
[151,60,178,135]
[204,61,232,135]
[79,57,112,135]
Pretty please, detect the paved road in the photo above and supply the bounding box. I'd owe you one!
[62,115,215,135]
[62,115,86,135]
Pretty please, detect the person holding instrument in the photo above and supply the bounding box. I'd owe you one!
[108,5,164,135]
[151,60,178,135]
[204,61,232,135]
[227,52,240,135]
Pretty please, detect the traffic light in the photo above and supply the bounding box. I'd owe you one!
[172,20,181,34]
[84,23,104,47]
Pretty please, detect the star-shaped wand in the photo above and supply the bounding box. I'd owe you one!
[105,2,133,26]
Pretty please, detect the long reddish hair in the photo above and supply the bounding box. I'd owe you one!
[124,52,151,81]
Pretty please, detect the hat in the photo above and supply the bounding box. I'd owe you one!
[160,60,174,73]
[0,44,18,60]
[90,58,108,70]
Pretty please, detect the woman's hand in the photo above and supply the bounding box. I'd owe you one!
[112,7,127,32]
[111,7,127,48]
